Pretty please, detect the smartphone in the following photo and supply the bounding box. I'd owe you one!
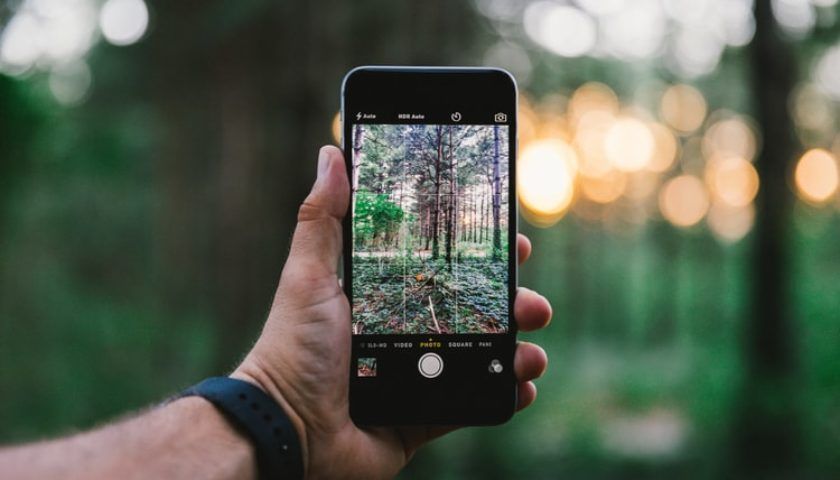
[341,66,517,425]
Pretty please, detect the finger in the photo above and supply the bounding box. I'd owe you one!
[284,146,349,277]
[516,381,537,411]
[514,287,552,332]
[514,341,548,382]
[517,234,532,265]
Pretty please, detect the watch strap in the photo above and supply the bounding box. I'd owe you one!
[180,377,304,480]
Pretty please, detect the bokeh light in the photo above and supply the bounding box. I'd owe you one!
[659,84,707,134]
[518,95,540,148]
[815,44,840,101]
[702,114,758,161]
[624,171,661,201]
[575,0,626,17]
[791,83,834,135]
[523,2,597,58]
[705,155,760,207]
[100,0,149,46]
[511,79,764,232]
[568,82,619,124]
[772,0,816,38]
[599,0,666,60]
[482,0,756,77]
[580,169,627,204]
[518,139,578,226]
[48,60,93,106]
[647,121,679,172]
[536,110,571,143]
[707,201,755,243]
[331,112,342,144]
[574,110,614,177]
[0,0,98,76]
[659,174,710,228]
[605,116,655,171]
[794,148,839,204]
[669,27,726,77]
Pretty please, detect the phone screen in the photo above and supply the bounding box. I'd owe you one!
[343,67,517,425]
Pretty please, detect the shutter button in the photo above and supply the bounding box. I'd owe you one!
[418,353,443,378]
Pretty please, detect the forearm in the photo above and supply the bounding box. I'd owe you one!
[0,397,256,480]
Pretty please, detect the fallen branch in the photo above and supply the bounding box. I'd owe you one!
[428,296,441,334]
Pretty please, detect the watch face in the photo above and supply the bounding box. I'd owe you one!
[343,67,518,425]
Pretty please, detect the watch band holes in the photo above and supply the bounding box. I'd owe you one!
[238,393,247,400]
[263,414,272,422]
[273,427,282,437]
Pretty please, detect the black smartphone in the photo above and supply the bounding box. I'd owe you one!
[341,66,517,425]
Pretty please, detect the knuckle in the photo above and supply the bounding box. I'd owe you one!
[297,199,330,223]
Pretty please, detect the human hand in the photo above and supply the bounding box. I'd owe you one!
[233,146,552,479]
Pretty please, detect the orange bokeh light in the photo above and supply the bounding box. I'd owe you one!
[518,139,578,226]
[660,84,707,134]
[659,175,710,228]
[705,155,759,207]
[702,115,758,162]
[794,148,839,204]
[331,112,342,144]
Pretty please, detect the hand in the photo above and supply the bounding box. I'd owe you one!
[233,146,552,479]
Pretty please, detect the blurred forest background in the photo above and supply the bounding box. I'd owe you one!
[0,0,838,478]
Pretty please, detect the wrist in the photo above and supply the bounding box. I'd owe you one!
[168,397,257,479]
[231,360,309,478]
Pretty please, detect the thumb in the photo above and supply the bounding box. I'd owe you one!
[283,145,349,279]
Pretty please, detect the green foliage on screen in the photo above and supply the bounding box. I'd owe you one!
[353,191,405,248]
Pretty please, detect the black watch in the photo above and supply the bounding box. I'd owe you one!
[180,377,304,480]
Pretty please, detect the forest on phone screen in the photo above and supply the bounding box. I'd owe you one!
[350,124,509,335]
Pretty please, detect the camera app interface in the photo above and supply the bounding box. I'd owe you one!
[350,123,510,338]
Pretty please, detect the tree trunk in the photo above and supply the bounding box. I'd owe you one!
[474,192,479,242]
[432,126,443,260]
[460,193,466,242]
[424,204,431,250]
[732,0,800,476]
[445,125,456,268]
[491,125,502,260]
[351,124,364,219]
[479,189,486,244]
[471,194,477,242]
